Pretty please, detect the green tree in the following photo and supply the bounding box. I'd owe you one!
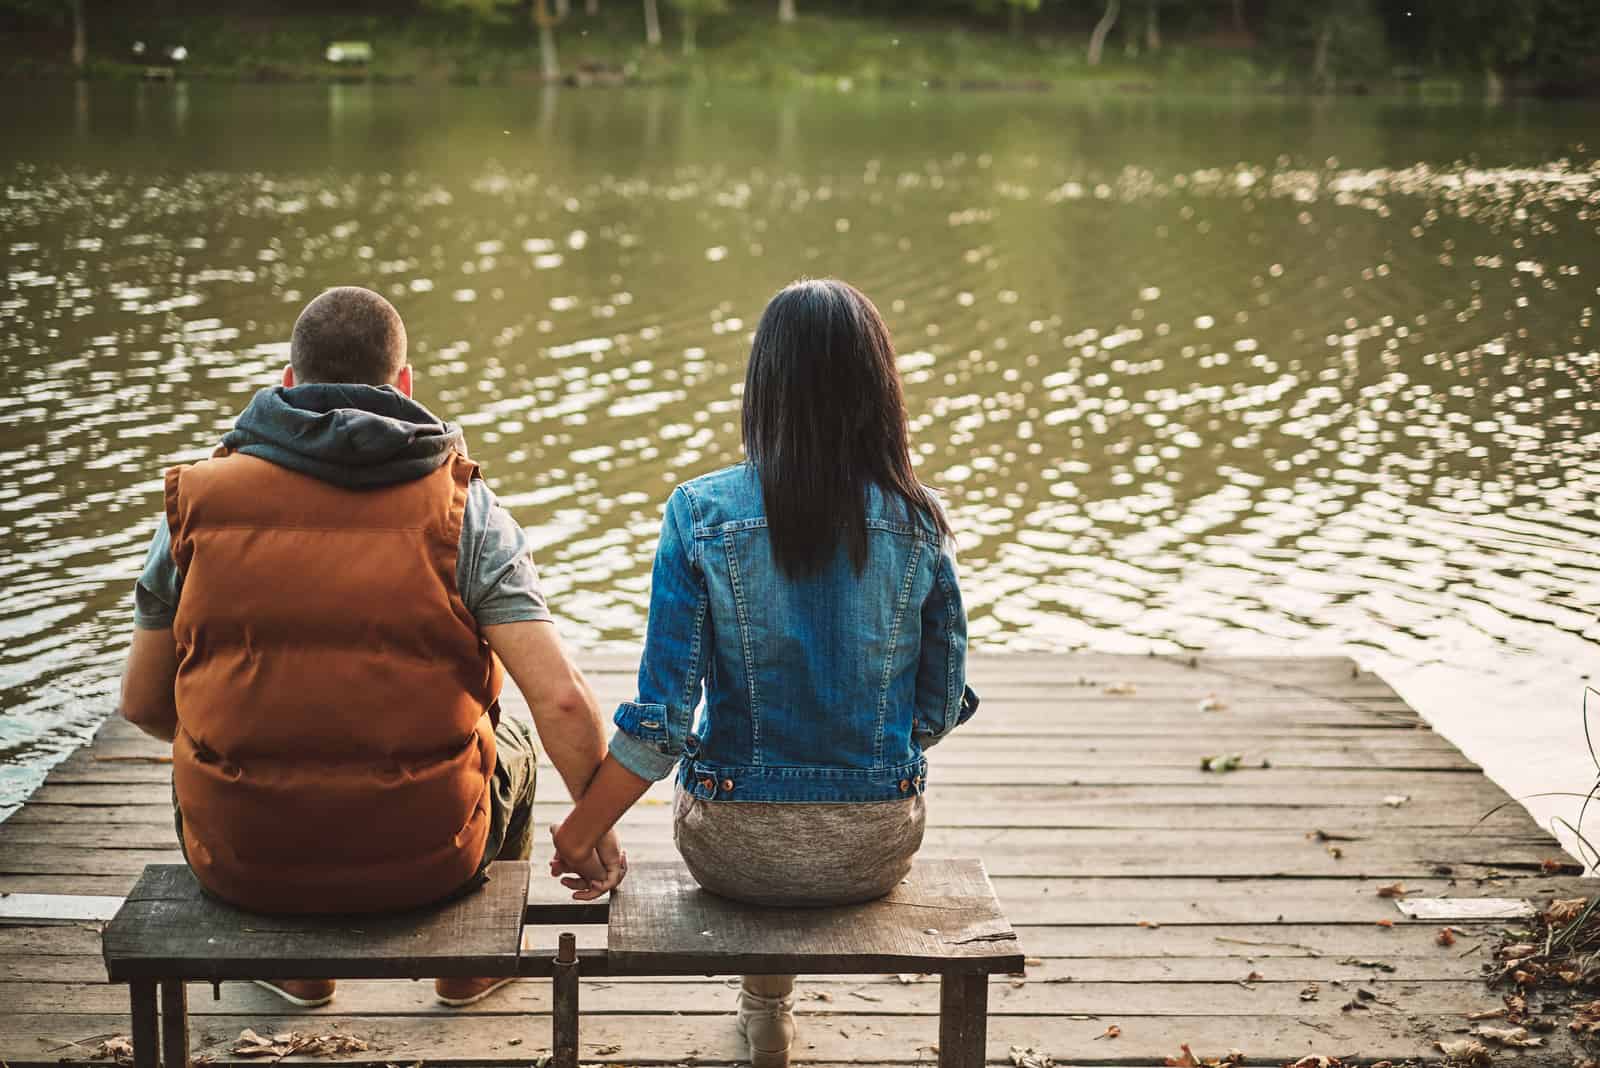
[667,0,728,56]
[0,0,87,71]
[426,0,567,80]
[1087,0,1120,65]
[1264,0,1385,89]
[643,0,662,45]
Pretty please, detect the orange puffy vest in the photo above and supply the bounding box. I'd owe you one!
[164,449,503,914]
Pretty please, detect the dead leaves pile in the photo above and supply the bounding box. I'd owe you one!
[1483,894,1600,1048]
[232,1028,370,1058]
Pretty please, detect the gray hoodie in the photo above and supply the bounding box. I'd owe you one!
[133,385,549,630]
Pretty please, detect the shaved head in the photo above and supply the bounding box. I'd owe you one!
[289,287,407,385]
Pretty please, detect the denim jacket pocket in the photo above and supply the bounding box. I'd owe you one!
[615,701,673,755]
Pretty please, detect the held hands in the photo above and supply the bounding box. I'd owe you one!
[549,822,626,901]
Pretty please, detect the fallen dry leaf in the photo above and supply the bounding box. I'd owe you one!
[1299,982,1320,1002]
[1093,1025,1121,1041]
[1008,1045,1055,1068]
[1022,957,1042,967]
[1434,1038,1492,1067]
[1545,897,1587,925]
[589,1044,623,1056]
[1498,943,1538,959]
[1540,858,1565,874]
[1374,919,1394,928]
[1467,1009,1505,1021]
[1199,753,1244,773]
[1570,1000,1600,1036]
[1437,926,1457,947]
[1102,682,1137,696]
[1375,882,1409,898]
[1326,845,1344,860]
[93,1036,134,1063]
[1381,794,1410,808]
[1197,693,1228,712]
[802,990,834,1002]
[1285,1058,1345,1068]
[1241,970,1265,983]
[1138,919,1162,929]
[232,1029,371,1058]
[1164,1044,1201,1068]
[1472,1025,1542,1049]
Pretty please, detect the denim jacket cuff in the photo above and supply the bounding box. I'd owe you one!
[608,726,680,782]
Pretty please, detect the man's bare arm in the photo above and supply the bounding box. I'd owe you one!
[120,627,180,743]
[482,619,609,802]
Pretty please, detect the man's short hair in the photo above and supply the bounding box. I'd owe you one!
[289,287,407,385]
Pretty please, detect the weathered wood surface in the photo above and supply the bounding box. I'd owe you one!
[0,652,1588,1066]
[102,864,531,981]
[606,860,1024,976]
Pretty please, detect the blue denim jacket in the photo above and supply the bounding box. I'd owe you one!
[609,464,978,803]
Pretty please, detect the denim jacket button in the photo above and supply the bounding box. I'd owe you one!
[721,778,734,792]
[898,779,910,792]
[699,776,716,793]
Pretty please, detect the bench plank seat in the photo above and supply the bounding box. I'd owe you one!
[607,858,1024,976]
[103,862,530,982]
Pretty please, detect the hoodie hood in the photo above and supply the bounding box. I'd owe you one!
[221,384,467,489]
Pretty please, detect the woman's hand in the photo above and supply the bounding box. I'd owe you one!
[549,822,627,901]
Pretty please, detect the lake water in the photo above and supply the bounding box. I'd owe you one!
[2,84,1597,847]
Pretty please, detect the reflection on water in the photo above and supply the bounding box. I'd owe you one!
[2,85,1597,833]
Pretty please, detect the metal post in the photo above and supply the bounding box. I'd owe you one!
[160,980,189,1068]
[130,981,160,1068]
[552,931,580,1068]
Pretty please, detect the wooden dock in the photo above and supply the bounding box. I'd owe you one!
[0,653,1588,1065]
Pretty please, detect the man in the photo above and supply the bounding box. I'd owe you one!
[118,286,623,1008]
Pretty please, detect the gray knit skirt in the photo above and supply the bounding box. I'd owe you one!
[673,786,927,907]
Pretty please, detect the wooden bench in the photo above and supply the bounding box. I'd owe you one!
[103,858,1023,1068]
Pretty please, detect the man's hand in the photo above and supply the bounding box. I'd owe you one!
[549,823,626,901]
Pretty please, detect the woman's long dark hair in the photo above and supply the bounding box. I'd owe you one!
[742,278,949,576]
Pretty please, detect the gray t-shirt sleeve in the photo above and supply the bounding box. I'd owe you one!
[133,515,183,630]
[459,478,552,627]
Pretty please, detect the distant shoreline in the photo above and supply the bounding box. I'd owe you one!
[1,9,1592,99]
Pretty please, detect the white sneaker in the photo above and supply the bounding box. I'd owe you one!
[737,985,796,1068]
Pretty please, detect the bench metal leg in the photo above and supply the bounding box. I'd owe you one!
[552,931,579,1068]
[938,974,987,1068]
[160,980,190,1068]
[130,980,160,1068]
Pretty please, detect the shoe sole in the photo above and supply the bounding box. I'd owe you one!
[252,980,335,1008]
[436,976,519,1007]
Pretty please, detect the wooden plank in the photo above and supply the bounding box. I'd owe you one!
[36,760,1497,787]
[0,798,1546,838]
[0,892,123,923]
[102,863,530,982]
[1,1010,1582,1066]
[0,948,1507,986]
[0,975,1524,1017]
[608,860,1023,976]
[10,833,1572,879]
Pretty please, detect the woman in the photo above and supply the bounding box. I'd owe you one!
[552,278,978,1068]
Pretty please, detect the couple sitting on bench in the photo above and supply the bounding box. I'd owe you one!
[117,280,978,1068]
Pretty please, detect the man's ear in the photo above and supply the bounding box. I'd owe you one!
[396,364,414,398]
[281,364,295,388]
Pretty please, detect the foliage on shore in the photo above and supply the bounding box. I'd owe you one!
[0,1,1596,95]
